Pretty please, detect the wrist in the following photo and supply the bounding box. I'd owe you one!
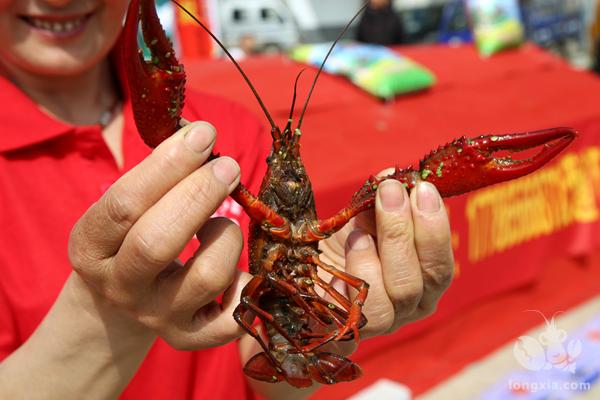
[0,273,156,400]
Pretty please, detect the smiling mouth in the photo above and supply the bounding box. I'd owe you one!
[20,13,94,36]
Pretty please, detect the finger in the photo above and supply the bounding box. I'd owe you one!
[344,230,395,336]
[352,167,397,236]
[70,122,217,266]
[163,218,244,315]
[409,182,454,318]
[114,156,240,287]
[162,270,253,350]
[375,179,423,318]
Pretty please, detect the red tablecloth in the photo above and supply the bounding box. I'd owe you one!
[184,43,600,396]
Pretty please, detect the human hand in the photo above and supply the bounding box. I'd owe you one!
[320,174,454,339]
[68,121,251,350]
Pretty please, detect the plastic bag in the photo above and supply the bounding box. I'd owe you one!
[466,0,525,56]
[290,42,435,99]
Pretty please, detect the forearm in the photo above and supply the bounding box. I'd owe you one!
[0,273,155,400]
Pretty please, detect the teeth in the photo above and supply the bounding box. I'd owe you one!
[27,16,86,34]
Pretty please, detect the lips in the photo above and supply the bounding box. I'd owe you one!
[19,13,94,37]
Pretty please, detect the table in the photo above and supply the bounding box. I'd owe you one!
[184,43,600,396]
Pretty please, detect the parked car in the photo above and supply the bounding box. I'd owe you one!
[218,0,300,51]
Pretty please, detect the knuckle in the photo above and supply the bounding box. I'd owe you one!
[423,223,452,248]
[140,314,170,335]
[159,143,188,172]
[68,222,105,277]
[415,213,451,248]
[171,339,196,352]
[130,229,173,267]
[162,330,198,351]
[391,285,423,316]
[422,258,455,291]
[68,235,90,273]
[419,302,438,319]
[219,218,244,243]
[198,334,236,349]
[102,189,140,231]
[193,257,234,298]
[214,221,244,256]
[69,250,95,276]
[367,311,395,335]
[381,218,413,243]
[184,173,224,215]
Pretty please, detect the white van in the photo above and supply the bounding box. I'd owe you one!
[218,0,300,51]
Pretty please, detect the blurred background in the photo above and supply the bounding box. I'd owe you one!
[154,1,600,399]
[164,0,599,69]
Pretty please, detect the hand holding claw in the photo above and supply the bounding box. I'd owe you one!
[320,175,454,342]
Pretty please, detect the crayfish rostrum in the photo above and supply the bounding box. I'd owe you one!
[123,0,576,388]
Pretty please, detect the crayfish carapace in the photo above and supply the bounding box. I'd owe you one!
[122,0,576,388]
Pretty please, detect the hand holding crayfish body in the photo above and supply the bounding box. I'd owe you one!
[68,121,252,350]
[320,175,454,338]
[239,177,453,399]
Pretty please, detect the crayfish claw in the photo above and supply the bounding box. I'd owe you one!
[417,127,576,197]
[123,0,186,148]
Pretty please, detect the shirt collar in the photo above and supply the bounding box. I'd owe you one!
[0,40,130,154]
[0,75,74,153]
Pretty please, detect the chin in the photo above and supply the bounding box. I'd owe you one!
[10,44,109,77]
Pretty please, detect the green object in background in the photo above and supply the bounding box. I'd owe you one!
[467,0,525,57]
[138,0,179,60]
[290,42,436,100]
[354,58,435,99]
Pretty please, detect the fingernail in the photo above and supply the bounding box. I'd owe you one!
[379,180,406,212]
[347,230,371,251]
[213,157,240,185]
[184,123,216,153]
[417,182,441,212]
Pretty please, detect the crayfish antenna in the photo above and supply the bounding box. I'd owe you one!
[297,2,369,130]
[170,0,280,139]
[284,69,307,137]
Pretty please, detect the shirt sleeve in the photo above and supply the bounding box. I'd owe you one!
[0,285,18,361]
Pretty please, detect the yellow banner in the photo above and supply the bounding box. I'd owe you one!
[466,147,600,263]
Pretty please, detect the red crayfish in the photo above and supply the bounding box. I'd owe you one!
[122,0,576,388]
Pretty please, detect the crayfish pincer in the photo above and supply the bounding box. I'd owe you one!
[123,0,576,388]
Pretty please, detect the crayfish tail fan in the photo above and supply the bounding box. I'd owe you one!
[244,352,315,388]
[308,352,363,385]
[244,352,286,383]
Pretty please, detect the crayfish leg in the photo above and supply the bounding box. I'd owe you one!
[308,255,369,343]
[233,276,280,367]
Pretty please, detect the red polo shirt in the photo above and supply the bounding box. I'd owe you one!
[0,66,270,398]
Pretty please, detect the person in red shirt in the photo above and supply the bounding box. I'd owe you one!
[0,1,454,399]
